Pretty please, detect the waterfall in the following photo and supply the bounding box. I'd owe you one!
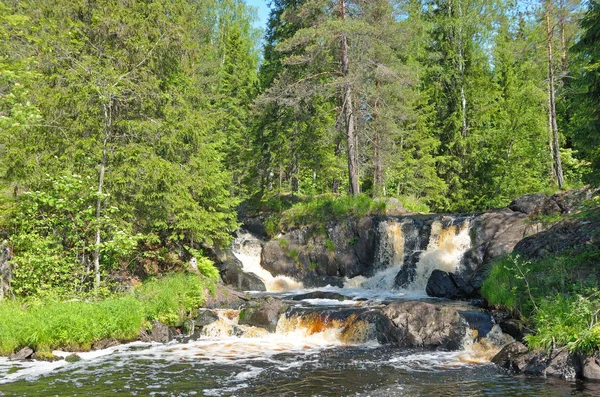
[231,230,303,292]
[345,216,472,292]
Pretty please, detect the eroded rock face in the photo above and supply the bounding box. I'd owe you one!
[426,270,477,299]
[383,301,466,349]
[139,321,171,343]
[238,298,288,332]
[513,211,600,260]
[260,217,376,287]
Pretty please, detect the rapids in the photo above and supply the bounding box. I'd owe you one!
[1,222,598,396]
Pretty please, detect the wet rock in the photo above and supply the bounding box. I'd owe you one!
[545,350,579,380]
[32,352,61,362]
[9,346,34,361]
[580,353,600,380]
[426,270,477,299]
[383,301,467,349]
[290,291,349,301]
[65,354,81,363]
[195,309,220,326]
[238,298,287,332]
[140,321,171,343]
[204,284,251,309]
[462,209,542,274]
[491,342,548,375]
[497,318,527,342]
[92,338,120,350]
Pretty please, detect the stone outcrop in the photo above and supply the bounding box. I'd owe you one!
[383,301,496,350]
[238,298,288,332]
[492,342,600,381]
[261,217,377,287]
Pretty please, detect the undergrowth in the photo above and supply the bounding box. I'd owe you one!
[0,273,213,355]
[482,248,600,353]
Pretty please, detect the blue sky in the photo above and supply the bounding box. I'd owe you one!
[246,0,271,31]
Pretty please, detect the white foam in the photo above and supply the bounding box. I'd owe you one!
[231,231,303,292]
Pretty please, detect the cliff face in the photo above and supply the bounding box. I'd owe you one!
[227,187,598,297]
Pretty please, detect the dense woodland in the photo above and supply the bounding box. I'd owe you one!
[0,0,599,298]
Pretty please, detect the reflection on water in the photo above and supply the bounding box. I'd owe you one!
[1,342,600,397]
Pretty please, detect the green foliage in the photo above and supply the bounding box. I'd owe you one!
[482,247,600,352]
[136,273,209,327]
[6,174,139,298]
[396,196,431,213]
[266,194,386,235]
[0,273,211,355]
[326,239,336,251]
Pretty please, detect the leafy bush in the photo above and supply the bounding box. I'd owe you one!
[6,174,139,298]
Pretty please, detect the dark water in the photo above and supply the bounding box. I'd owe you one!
[1,342,599,397]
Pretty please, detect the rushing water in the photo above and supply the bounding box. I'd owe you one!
[0,221,597,396]
[1,340,600,396]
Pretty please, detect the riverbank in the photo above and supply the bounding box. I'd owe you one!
[0,273,215,358]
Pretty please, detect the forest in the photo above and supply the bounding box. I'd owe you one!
[0,0,599,300]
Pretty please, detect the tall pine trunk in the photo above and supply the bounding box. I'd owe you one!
[545,5,565,188]
[340,0,359,196]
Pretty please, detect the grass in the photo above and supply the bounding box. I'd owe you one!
[0,273,213,355]
[481,248,600,353]
[265,194,386,236]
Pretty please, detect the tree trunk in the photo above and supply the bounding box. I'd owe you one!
[94,102,111,293]
[545,6,565,188]
[373,83,383,196]
[340,0,359,196]
[458,0,468,139]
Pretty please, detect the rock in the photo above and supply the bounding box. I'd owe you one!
[545,350,578,380]
[290,291,349,301]
[383,301,468,349]
[580,353,600,380]
[32,352,61,362]
[204,284,251,309]
[238,298,287,332]
[9,346,34,361]
[513,212,600,260]
[140,321,171,343]
[92,338,120,350]
[65,354,81,363]
[491,342,548,376]
[195,309,220,326]
[509,193,562,215]
[220,257,266,292]
[426,270,477,299]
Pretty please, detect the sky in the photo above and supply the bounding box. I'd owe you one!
[246,0,271,31]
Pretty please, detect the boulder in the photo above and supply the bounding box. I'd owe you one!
[580,353,600,381]
[491,342,547,375]
[509,193,562,215]
[545,350,579,380]
[491,343,579,378]
[65,354,81,363]
[32,352,61,362]
[383,301,467,349]
[92,338,120,350]
[425,270,477,299]
[290,291,350,301]
[238,298,287,332]
[204,284,251,309]
[9,346,34,361]
[140,321,171,343]
[462,208,542,274]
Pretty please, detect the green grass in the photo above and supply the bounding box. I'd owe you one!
[481,248,600,353]
[0,273,213,355]
[266,194,386,236]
